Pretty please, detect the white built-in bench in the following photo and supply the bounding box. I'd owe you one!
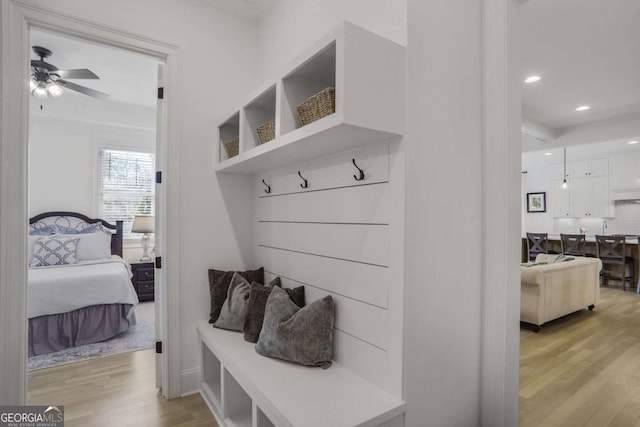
[197,321,405,427]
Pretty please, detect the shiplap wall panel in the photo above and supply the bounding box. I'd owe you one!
[253,140,399,394]
[257,222,389,266]
[257,183,389,224]
[257,142,389,197]
[256,245,388,308]
[268,273,388,350]
[333,329,387,391]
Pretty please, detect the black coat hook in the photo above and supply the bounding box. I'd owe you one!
[352,159,365,181]
[297,171,308,189]
[262,179,271,194]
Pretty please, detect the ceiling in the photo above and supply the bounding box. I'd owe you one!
[521,0,640,130]
[201,0,276,19]
[30,28,160,108]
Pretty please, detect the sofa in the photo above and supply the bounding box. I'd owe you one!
[521,254,602,331]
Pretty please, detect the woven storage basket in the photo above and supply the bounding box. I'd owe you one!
[224,137,239,158]
[296,87,336,126]
[256,120,275,144]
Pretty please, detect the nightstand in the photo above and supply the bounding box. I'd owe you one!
[131,262,155,302]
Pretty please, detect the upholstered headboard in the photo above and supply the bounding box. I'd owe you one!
[29,211,123,257]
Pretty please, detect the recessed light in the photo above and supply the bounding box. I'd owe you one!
[544,152,552,156]
[628,140,639,145]
[575,105,590,112]
[524,75,542,83]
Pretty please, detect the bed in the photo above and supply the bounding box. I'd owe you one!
[28,211,139,356]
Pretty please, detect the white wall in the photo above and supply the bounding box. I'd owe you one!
[405,0,485,425]
[28,97,156,218]
[257,0,406,79]
[20,0,261,395]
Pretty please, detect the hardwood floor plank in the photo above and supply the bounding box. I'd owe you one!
[521,288,640,427]
[28,349,216,427]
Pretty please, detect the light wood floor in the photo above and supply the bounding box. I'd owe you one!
[28,349,216,427]
[521,286,640,427]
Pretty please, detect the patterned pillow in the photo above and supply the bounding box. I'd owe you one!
[29,236,80,267]
[29,225,56,236]
[55,223,104,234]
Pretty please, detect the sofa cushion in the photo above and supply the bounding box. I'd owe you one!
[208,267,264,324]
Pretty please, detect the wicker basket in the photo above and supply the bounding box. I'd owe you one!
[296,87,336,126]
[223,136,239,158]
[256,120,275,144]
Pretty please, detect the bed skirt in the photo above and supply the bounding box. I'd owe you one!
[28,303,136,356]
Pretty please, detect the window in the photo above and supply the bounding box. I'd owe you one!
[99,149,155,240]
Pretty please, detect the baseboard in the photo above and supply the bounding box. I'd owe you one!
[180,367,200,397]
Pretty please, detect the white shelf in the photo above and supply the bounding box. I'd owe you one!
[215,21,405,175]
[198,321,404,427]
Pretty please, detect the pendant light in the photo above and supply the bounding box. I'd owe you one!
[562,147,568,189]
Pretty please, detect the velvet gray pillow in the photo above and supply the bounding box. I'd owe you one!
[213,273,251,331]
[256,287,334,369]
[208,267,264,324]
[243,279,306,343]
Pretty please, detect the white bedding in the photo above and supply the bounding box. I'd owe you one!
[28,256,138,319]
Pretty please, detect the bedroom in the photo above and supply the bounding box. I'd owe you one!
[26,28,161,370]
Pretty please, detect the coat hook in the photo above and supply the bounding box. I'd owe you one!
[352,159,365,181]
[262,179,271,194]
[297,171,308,189]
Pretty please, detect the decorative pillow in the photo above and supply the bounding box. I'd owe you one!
[256,287,334,369]
[56,223,104,234]
[208,267,264,324]
[29,225,56,236]
[243,279,306,343]
[29,236,80,267]
[213,273,251,331]
[57,232,112,261]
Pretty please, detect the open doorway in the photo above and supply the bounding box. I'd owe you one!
[519,0,640,424]
[25,28,163,381]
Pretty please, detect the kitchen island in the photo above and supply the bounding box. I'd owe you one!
[521,234,639,290]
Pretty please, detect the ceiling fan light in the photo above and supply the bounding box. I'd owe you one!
[29,80,37,91]
[47,83,63,97]
[31,81,48,98]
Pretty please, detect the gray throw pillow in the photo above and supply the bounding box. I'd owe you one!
[243,279,305,343]
[29,225,56,236]
[256,287,334,369]
[29,236,80,267]
[213,273,251,331]
[208,267,264,324]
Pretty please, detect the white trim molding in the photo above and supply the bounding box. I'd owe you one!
[481,0,521,426]
[0,0,183,401]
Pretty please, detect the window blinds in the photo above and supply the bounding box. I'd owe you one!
[100,149,155,240]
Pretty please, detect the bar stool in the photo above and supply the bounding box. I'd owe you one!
[526,232,549,262]
[595,235,635,291]
[560,233,587,257]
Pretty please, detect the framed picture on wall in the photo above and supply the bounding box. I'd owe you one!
[526,192,546,213]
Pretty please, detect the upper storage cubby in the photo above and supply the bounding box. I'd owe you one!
[215,21,405,174]
[281,42,336,134]
[218,112,240,162]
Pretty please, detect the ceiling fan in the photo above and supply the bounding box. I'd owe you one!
[30,45,109,100]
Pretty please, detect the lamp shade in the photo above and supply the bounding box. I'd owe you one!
[131,215,155,234]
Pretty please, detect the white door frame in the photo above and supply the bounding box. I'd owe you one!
[0,0,183,403]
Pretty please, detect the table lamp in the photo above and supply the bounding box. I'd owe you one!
[131,215,154,262]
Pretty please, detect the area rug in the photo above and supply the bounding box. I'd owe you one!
[27,301,155,371]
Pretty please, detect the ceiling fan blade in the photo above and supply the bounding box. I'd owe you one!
[58,79,110,100]
[56,69,99,79]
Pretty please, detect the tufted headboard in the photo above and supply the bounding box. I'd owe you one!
[29,211,123,258]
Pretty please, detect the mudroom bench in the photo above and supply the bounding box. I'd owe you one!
[197,321,405,427]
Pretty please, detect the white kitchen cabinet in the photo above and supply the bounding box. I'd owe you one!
[609,153,640,192]
[550,163,565,181]
[551,179,571,217]
[571,158,608,178]
[570,176,611,218]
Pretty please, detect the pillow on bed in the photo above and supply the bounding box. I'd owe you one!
[208,267,264,324]
[55,223,104,234]
[243,279,306,343]
[255,287,334,369]
[56,231,112,261]
[29,236,80,267]
[29,225,56,236]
